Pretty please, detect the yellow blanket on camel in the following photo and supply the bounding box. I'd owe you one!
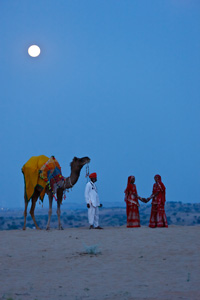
[22,155,50,202]
[22,155,64,202]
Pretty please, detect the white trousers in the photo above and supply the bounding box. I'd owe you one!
[88,205,99,227]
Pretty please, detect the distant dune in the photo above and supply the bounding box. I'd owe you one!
[0,226,199,300]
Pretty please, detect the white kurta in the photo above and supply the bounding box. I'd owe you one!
[85,181,100,227]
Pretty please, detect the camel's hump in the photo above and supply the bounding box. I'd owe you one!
[22,155,50,172]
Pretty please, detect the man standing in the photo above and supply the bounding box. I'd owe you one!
[85,172,103,229]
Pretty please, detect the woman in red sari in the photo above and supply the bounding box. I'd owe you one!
[124,176,142,228]
[147,174,168,228]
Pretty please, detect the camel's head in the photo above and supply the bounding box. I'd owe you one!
[70,156,90,171]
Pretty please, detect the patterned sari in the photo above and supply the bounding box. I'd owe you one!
[149,175,168,228]
[124,176,140,228]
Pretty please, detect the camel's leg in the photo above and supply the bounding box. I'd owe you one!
[46,193,53,230]
[30,191,40,230]
[57,189,63,230]
[23,196,28,230]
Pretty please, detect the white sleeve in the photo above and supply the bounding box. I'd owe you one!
[84,182,91,204]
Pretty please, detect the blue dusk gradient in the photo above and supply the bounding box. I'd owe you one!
[0,0,200,209]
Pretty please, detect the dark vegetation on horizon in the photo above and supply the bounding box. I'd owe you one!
[0,202,200,230]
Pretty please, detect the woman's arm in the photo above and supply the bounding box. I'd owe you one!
[134,194,147,203]
[139,197,147,203]
[146,192,159,202]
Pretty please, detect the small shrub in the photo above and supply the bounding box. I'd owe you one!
[83,243,101,255]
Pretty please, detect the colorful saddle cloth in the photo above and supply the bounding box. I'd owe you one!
[39,156,65,195]
[22,155,65,202]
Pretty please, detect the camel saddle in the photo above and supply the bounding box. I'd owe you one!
[22,155,64,202]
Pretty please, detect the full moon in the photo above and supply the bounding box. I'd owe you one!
[28,45,41,57]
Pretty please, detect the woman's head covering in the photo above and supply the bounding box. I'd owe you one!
[154,174,166,204]
[124,176,135,194]
[89,172,97,179]
[128,175,135,183]
[154,174,161,182]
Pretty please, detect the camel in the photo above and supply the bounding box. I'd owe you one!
[23,156,90,230]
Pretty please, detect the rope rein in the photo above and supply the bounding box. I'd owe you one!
[85,163,90,182]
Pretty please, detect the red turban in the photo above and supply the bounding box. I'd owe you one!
[89,172,97,179]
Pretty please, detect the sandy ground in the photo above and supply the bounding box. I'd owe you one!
[0,226,200,300]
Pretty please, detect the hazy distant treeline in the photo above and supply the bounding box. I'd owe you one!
[0,202,200,230]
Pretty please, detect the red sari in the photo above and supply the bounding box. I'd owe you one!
[124,176,140,228]
[149,175,168,228]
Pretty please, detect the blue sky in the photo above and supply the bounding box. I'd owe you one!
[0,0,200,209]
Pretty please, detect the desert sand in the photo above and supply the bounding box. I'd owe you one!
[0,226,200,300]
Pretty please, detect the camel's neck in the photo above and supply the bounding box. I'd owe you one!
[64,169,81,190]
